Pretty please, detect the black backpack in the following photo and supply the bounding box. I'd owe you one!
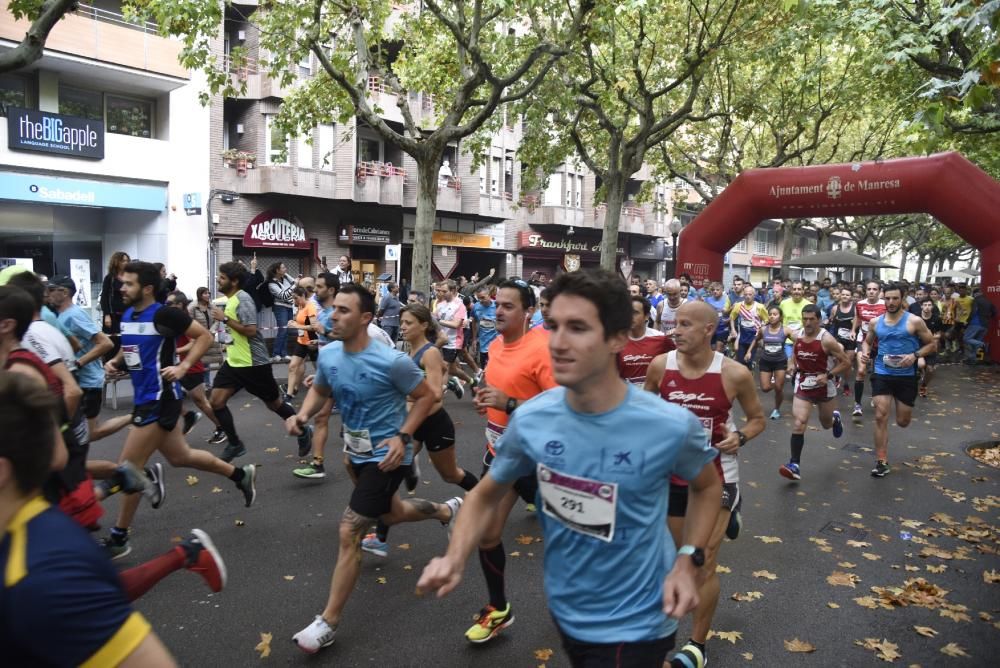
[257,279,275,308]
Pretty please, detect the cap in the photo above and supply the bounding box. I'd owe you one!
[48,275,77,295]
[0,264,31,286]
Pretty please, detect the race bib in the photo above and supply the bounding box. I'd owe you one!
[537,464,618,543]
[342,426,374,456]
[764,344,782,354]
[837,327,852,340]
[479,318,496,331]
[741,319,756,329]
[799,374,819,389]
[699,416,714,445]
[883,354,907,369]
[485,422,504,448]
[122,344,142,371]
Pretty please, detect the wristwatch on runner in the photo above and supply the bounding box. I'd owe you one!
[677,545,705,567]
[396,432,412,445]
[735,430,748,447]
[505,397,517,414]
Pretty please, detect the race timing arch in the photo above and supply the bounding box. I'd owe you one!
[675,152,1000,363]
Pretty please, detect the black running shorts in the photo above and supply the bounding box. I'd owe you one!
[213,362,280,403]
[349,461,412,518]
[132,398,182,431]
[180,373,204,392]
[871,373,918,407]
[441,347,460,363]
[758,358,787,374]
[558,624,675,668]
[668,482,739,516]
[482,449,537,504]
[413,408,455,452]
[81,387,103,419]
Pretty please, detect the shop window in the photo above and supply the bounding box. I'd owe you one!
[107,95,153,138]
[266,115,289,165]
[58,86,103,120]
[1,74,28,115]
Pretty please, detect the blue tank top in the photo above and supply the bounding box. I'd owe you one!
[120,303,181,404]
[705,295,729,334]
[760,326,787,362]
[873,312,918,377]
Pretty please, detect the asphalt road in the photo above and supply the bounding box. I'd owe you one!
[89,362,1000,667]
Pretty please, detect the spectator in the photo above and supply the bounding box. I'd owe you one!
[333,255,354,286]
[377,283,402,342]
[964,287,996,364]
[99,251,130,357]
[265,262,295,363]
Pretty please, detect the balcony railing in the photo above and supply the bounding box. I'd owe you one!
[75,3,159,33]
[753,241,777,256]
[356,161,407,182]
[222,55,260,80]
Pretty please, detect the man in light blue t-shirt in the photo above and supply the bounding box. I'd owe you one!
[47,275,118,438]
[285,284,464,656]
[470,287,498,368]
[419,269,721,668]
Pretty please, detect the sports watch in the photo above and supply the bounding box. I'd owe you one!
[678,545,706,567]
[736,430,748,447]
[396,432,412,445]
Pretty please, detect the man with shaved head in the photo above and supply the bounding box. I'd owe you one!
[645,300,765,668]
[655,279,688,345]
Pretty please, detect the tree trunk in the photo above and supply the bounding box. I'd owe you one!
[413,156,444,296]
[599,172,626,273]
[817,228,831,281]
[914,253,924,284]
[898,243,908,280]
[780,221,800,277]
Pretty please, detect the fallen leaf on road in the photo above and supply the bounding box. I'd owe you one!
[827,602,840,608]
[264,447,279,453]
[509,551,521,557]
[863,552,882,561]
[752,570,778,580]
[742,652,753,660]
[283,575,294,581]
[926,564,947,573]
[913,626,937,637]
[376,576,387,585]
[731,591,763,602]
[784,638,816,653]
[515,534,535,545]
[983,569,1000,584]
[255,632,272,658]
[855,638,901,662]
[939,609,971,623]
[854,596,880,609]
[827,571,861,588]
[186,475,199,486]
[534,649,554,661]
[398,543,411,550]
[838,561,857,569]
[707,630,742,644]
[211,486,222,493]
[847,540,872,548]
[939,642,970,658]
[235,520,245,526]
[403,565,412,571]
[716,564,732,573]
[754,535,782,544]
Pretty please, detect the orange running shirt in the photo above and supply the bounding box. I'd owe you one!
[295,300,318,346]
[483,327,557,454]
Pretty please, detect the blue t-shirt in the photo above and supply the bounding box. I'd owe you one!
[313,339,424,465]
[120,302,190,405]
[58,305,104,389]
[704,295,730,335]
[471,301,499,350]
[1,497,150,665]
[40,305,74,339]
[489,384,717,643]
[873,312,919,377]
[316,304,334,345]
[529,308,545,329]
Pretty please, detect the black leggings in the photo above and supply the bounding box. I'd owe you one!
[558,626,675,668]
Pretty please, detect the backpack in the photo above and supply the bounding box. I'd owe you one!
[257,279,275,308]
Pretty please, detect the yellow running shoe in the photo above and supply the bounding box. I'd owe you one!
[464,604,514,643]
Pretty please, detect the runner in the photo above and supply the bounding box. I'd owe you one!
[618,295,671,386]
[755,306,789,419]
[656,278,687,341]
[852,280,886,418]
[286,285,462,655]
[829,287,858,396]
[99,261,257,558]
[284,286,319,402]
[470,286,499,370]
[434,279,475,397]
[362,303,480,557]
[729,285,768,370]
[465,278,556,643]
[644,301,765,668]
[164,292,223,438]
[859,284,936,478]
[778,304,852,481]
[420,269,722,668]
[916,297,943,397]
[779,281,808,357]
[703,282,733,354]
[208,262,312,462]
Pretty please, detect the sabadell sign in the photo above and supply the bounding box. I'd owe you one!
[243,210,311,250]
[7,107,104,159]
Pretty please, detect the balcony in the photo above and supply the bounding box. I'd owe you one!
[437,177,462,212]
[479,190,515,218]
[517,196,585,227]
[753,241,778,256]
[221,56,296,99]
[0,1,187,80]
[354,161,405,206]
[594,204,645,235]
[216,162,336,197]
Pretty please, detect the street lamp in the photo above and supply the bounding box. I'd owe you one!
[669,217,682,276]
[206,189,240,297]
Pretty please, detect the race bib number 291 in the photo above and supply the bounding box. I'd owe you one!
[537,464,618,543]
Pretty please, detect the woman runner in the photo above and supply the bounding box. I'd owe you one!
[756,306,790,419]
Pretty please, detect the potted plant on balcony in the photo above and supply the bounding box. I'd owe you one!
[222,150,257,175]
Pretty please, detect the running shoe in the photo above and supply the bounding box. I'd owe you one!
[100,533,132,560]
[143,462,165,509]
[447,376,464,399]
[852,403,863,417]
[670,642,707,668]
[442,496,463,535]
[778,461,801,481]
[181,528,227,593]
[361,533,389,557]
[296,424,314,458]
[769,409,780,420]
[474,369,485,386]
[918,384,928,398]
[182,410,202,435]
[112,461,149,496]
[871,460,890,478]
[293,615,336,654]
[404,455,420,493]
[292,461,326,479]
[207,428,227,445]
[465,604,514,644]
[236,464,257,507]
[524,503,537,513]
[220,441,247,462]
[725,496,742,540]
[270,355,282,364]
[832,410,843,438]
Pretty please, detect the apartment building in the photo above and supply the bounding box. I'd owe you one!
[0,0,210,305]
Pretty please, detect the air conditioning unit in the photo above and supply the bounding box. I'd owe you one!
[237,30,246,41]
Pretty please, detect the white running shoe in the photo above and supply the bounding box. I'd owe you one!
[293,615,336,654]
[443,496,464,536]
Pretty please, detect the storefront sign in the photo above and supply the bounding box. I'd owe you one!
[751,255,781,267]
[517,231,624,256]
[432,230,494,249]
[7,107,104,159]
[243,210,311,250]
[630,237,666,261]
[339,224,395,245]
[0,172,165,211]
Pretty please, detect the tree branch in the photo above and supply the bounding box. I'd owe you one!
[0,0,78,75]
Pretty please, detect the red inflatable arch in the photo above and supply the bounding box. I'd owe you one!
[676,152,1000,362]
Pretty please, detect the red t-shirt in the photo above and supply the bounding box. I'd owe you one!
[177,334,205,374]
[617,328,672,386]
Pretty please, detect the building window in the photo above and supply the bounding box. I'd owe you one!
[58,86,103,120]
[734,238,748,252]
[107,95,152,137]
[753,229,777,256]
[319,124,335,170]
[0,74,28,115]
[490,156,502,195]
[358,136,380,163]
[297,132,312,169]
[479,164,487,194]
[575,175,584,208]
[543,171,562,206]
[266,115,288,165]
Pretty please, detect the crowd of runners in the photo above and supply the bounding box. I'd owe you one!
[0,256,995,667]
